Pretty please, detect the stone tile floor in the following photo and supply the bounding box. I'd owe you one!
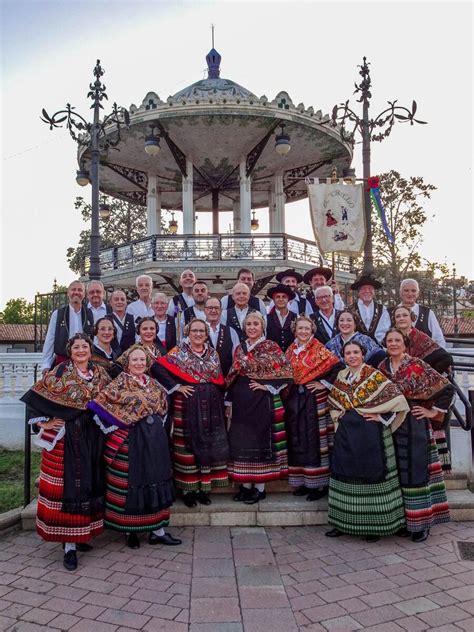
[0,521,473,631]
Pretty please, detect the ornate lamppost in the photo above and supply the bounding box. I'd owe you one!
[41,60,129,279]
[329,57,426,275]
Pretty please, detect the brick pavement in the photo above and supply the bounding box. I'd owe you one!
[0,521,473,631]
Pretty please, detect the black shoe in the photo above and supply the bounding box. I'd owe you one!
[148,532,182,546]
[292,486,309,497]
[306,487,328,501]
[76,543,93,552]
[366,535,380,543]
[125,532,140,549]
[63,550,78,571]
[243,489,266,505]
[233,485,251,502]
[396,527,410,538]
[412,529,430,543]
[196,491,212,506]
[182,492,198,508]
[325,528,343,538]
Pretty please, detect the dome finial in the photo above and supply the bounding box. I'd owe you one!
[206,23,221,79]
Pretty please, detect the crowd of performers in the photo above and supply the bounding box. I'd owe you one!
[22,266,455,571]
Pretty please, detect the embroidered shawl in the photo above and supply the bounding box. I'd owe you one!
[226,339,293,387]
[156,341,224,385]
[328,363,408,431]
[326,331,383,363]
[407,328,440,360]
[29,361,110,410]
[88,371,168,428]
[286,337,340,384]
[378,354,449,402]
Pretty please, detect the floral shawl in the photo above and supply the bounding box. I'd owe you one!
[29,361,110,410]
[407,328,440,360]
[286,337,340,385]
[378,354,449,402]
[156,341,224,385]
[226,339,293,388]
[88,371,168,429]
[326,331,383,363]
[328,363,408,431]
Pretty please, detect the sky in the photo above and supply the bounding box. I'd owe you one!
[1,0,472,306]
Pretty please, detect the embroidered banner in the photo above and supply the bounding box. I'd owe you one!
[307,182,366,255]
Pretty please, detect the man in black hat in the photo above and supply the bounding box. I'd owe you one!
[266,284,297,351]
[271,269,312,316]
[349,274,390,343]
[303,267,344,313]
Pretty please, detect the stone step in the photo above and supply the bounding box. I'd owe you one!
[21,488,474,530]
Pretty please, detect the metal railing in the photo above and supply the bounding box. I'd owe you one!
[80,233,353,275]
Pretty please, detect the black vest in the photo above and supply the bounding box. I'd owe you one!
[415,305,433,337]
[225,307,257,344]
[311,309,340,345]
[350,301,385,341]
[293,295,307,315]
[209,324,234,377]
[226,294,261,312]
[172,293,191,313]
[182,305,198,325]
[155,316,177,355]
[53,305,94,357]
[266,309,296,352]
[111,312,136,352]
[306,290,317,313]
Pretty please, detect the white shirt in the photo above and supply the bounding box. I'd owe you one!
[154,318,168,342]
[411,303,446,349]
[319,309,337,338]
[167,293,195,317]
[275,309,290,327]
[208,323,240,354]
[357,299,391,343]
[221,294,267,317]
[41,305,84,370]
[87,302,108,323]
[126,299,154,324]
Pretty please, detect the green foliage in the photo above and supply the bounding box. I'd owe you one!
[0,449,41,512]
[0,298,34,324]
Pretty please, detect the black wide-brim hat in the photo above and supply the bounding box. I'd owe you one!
[275,269,303,284]
[303,267,333,285]
[350,274,383,291]
[267,284,296,301]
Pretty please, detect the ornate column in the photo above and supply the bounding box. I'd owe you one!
[232,200,241,233]
[239,160,251,234]
[274,174,286,233]
[182,158,194,234]
[155,187,162,234]
[146,175,157,236]
[268,189,276,233]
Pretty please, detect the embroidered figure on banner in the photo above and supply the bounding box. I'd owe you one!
[326,210,338,226]
[341,206,349,223]
[333,231,348,242]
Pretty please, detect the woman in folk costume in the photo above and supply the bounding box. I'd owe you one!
[326,309,387,368]
[91,317,122,374]
[284,316,343,501]
[379,328,454,543]
[326,340,409,542]
[392,305,454,471]
[20,334,111,571]
[151,318,229,508]
[226,311,293,504]
[109,317,163,379]
[88,345,181,550]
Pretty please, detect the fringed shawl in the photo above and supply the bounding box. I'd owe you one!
[226,339,293,388]
[88,371,168,429]
[408,328,440,360]
[328,363,408,431]
[378,354,449,402]
[27,361,110,410]
[286,337,340,384]
[156,341,224,385]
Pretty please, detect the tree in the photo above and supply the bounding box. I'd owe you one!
[67,196,148,274]
[0,298,34,324]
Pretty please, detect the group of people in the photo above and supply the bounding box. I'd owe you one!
[24,265,454,571]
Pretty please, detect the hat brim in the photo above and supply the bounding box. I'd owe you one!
[303,267,332,285]
[350,276,383,291]
[267,285,296,301]
[275,270,303,284]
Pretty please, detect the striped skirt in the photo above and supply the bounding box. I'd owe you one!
[288,389,334,489]
[328,427,406,536]
[433,428,451,472]
[401,425,450,533]
[104,430,170,533]
[36,439,103,543]
[229,394,289,484]
[172,394,229,493]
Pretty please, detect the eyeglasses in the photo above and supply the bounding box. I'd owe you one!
[316,295,332,300]
[189,329,207,334]
[205,306,220,311]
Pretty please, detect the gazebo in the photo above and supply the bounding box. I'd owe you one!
[78,46,354,292]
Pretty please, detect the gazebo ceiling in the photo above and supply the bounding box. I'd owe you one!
[79,48,352,212]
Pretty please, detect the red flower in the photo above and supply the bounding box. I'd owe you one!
[409,364,424,376]
[272,362,281,370]
[367,176,380,190]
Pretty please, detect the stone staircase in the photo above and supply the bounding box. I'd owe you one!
[20,474,474,530]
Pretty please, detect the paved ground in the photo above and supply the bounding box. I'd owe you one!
[0,521,473,632]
